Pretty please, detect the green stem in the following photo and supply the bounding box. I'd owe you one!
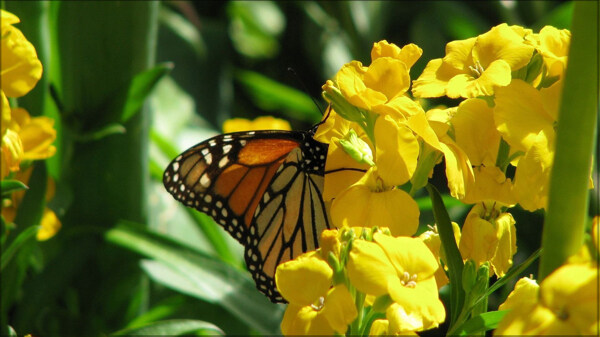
[538,1,599,280]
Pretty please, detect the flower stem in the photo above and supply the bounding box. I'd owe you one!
[538,0,599,280]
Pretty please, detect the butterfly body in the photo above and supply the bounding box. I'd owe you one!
[163,128,330,302]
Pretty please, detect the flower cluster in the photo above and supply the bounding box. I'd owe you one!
[276,22,596,335]
[275,227,445,335]
[1,9,59,240]
[495,217,599,335]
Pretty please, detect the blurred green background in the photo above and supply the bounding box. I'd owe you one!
[1,1,578,336]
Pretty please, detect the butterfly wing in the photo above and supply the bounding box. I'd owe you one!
[245,134,330,302]
[163,130,330,302]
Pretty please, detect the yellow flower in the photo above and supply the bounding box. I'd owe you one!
[525,26,571,79]
[276,251,357,335]
[10,107,56,161]
[1,9,43,98]
[347,233,446,331]
[494,79,560,210]
[1,107,57,177]
[325,41,423,121]
[413,24,534,99]
[328,114,421,236]
[371,41,423,70]
[222,116,291,133]
[496,263,599,335]
[426,106,476,200]
[458,202,516,277]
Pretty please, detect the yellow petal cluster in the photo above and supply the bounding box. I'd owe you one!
[459,202,516,277]
[1,9,52,179]
[347,233,446,332]
[496,263,599,335]
[413,24,534,99]
[276,250,357,335]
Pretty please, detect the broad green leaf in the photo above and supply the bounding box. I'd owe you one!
[455,310,509,335]
[234,69,322,123]
[0,180,29,197]
[105,221,283,335]
[112,319,224,336]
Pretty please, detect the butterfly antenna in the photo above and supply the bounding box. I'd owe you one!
[287,67,325,114]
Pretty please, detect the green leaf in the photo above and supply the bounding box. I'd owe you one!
[234,69,322,123]
[111,319,224,336]
[105,221,283,335]
[121,62,174,123]
[455,310,509,335]
[0,180,29,197]
[0,226,40,271]
[426,184,464,325]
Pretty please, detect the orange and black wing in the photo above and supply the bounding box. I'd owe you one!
[163,129,330,302]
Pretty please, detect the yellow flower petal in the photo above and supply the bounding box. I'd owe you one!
[494,79,554,153]
[369,319,391,336]
[453,98,500,166]
[489,212,517,277]
[13,108,56,160]
[1,17,43,97]
[371,41,422,70]
[321,284,357,334]
[443,37,477,70]
[472,23,534,71]
[36,208,61,241]
[539,264,599,335]
[512,130,553,211]
[281,304,334,335]
[461,165,516,206]
[347,239,396,296]
[330,170,420,236]
[498,277,539,311]
[1,128,23,176]
[459,205,499,266]
[374,234,439,280]
[275,251,333,306]
[363,57,410,101]
[412,59,459,98]
[374,115,419,186]
[438,138,474,200]
[406,111,443,152]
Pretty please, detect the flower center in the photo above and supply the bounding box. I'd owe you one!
[311,296,325,311]
[469,61,485,78]
[400,271,418,288]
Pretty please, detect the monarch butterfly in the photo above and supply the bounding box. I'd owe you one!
[163,119,330,303]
